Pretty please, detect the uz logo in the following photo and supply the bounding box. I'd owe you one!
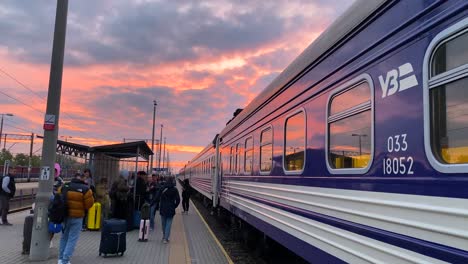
[378,63,418,98]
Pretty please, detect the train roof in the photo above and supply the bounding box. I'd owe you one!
[219,0,387,137]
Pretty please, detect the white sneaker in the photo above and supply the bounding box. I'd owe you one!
[50,241,54,248]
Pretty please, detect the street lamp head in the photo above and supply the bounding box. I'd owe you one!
[153,100,157,106]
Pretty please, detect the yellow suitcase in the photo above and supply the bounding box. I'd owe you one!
[87,202,102,230]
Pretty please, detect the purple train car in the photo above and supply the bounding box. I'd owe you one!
[181,0,468,263]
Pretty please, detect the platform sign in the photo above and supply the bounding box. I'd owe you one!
[43,114,56,131]
[153,168,168,172]
[40,166,50,181]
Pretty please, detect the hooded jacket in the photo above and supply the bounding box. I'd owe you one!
[154,181,180,217]
[60,178,94,218]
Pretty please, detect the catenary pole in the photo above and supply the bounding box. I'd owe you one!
[150,100,157,174]
[27,133,34,182]
[162,137,166,172]
[30,0,68,260]
[158,124,163,170]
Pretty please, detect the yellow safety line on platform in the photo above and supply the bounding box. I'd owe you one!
[169,210,192,264]
[181,208,191,264]
[191,200,234,264]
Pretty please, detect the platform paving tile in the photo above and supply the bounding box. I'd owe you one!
[0,210,170,264]
[1,191,231,264]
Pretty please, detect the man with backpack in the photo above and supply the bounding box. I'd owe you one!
[153,176,180,244]
[0,167,16,225]
[57,172,94,264]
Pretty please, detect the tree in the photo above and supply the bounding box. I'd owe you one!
[13,153,29,166]
[31,155,41,167]
[0,149,13,166]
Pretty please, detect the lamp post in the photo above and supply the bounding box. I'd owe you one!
[352,133,367,156]
[150,100,157,174]
[158,124,163,171]
[0,113,13,150]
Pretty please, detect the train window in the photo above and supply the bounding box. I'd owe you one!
[326,74,374,174]
[234,144,239,174]
[244,137,253,173]
[260,127,273,173]
[229,146,234,174]
[284,110,306,173]
[425,22,468,172]
[236,143,243,174]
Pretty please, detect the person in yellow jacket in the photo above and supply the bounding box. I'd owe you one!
[58,173,94,264]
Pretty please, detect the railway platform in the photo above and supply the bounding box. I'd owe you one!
[0,199,233,264]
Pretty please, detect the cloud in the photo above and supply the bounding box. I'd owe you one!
[0,0,356,171]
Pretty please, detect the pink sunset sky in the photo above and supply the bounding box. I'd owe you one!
[0,0,354,172]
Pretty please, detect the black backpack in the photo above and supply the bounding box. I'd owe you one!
[0,175,16,198]
[48,185,68,223]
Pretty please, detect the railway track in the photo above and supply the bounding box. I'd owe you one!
[192,194,308,264]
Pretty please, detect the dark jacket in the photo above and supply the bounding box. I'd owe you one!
[148,181,161,203]
[182,182,192,199]
[1,174,16,198]
[110,177,129,201]
[154,182,180,217]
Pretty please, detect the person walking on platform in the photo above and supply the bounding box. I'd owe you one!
[154,176,180,243]
[82,168,95,231]
[50,163,64,248]
[0,167,16,225]
[109,171,129,220]
[181,179,192,214]
[95,177,110,221]
[135,171,147,210]
[148,174,161,230]
[53,163,64,193]
[58,173,94,264]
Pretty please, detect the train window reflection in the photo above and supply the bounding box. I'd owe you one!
[432,31,468,76]
[284,111,305,172]
[329,112,371,168]
[430,31,468,164]
[230,146,234,174]
[260,127,273,172]
[330,82,370,115]
[236,143,242,174]
[244,137,253,173]
[328,81,372,170]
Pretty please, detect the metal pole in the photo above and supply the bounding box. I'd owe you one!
[3,134,6,150]
[30,0,68,260]
[0,115,3,150]
[133,146,139,208]
[27,133,34,182]
[162,137,166,171]
[359,136,362,157]
[158,124,163,170]
[150,100,157,174]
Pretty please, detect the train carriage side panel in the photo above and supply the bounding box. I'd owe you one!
[216,1,468,263]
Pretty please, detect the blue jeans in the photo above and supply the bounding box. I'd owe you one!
[59,217,83,262]
[150,205,157,229]
[161,215,174,240]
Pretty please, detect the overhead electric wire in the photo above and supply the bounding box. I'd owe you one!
[0,67,46,102]
[0,90,45,114]
[3,123,35,134]
[0,66,116,142]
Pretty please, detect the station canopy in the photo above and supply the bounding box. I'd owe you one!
[39,135,153,160]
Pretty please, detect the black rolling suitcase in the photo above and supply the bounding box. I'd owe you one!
[99,219,126,257]
[22,215,34,254]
